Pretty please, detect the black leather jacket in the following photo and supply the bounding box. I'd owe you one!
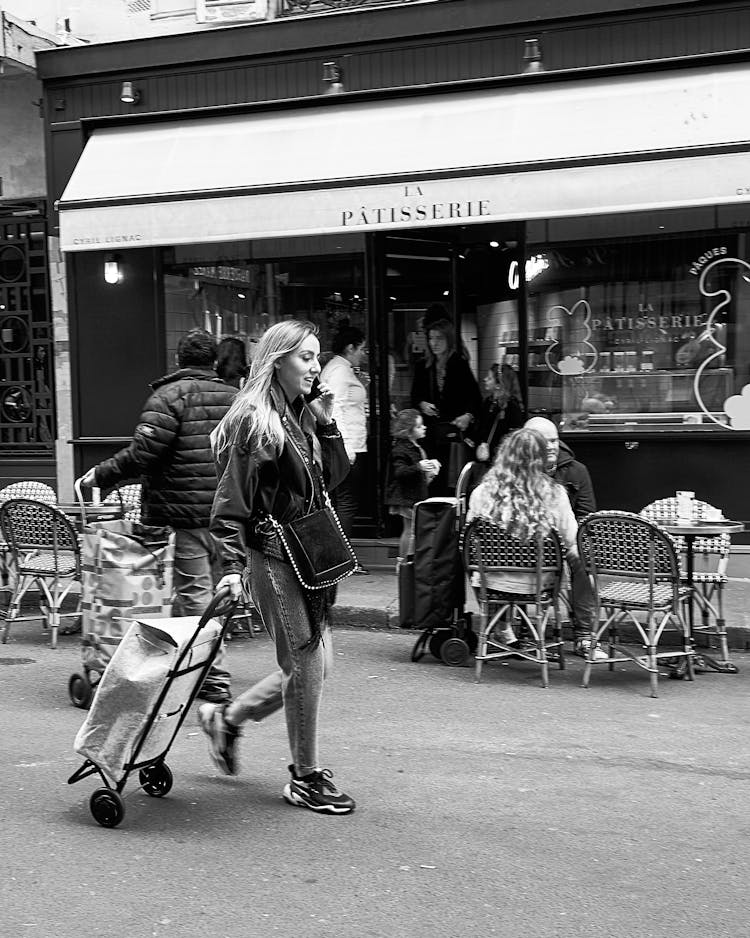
[210,382,350,575]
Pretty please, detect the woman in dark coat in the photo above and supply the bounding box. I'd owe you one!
[411,317,481,493]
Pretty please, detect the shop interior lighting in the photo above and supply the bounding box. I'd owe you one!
[120,80,141,104]
[103,254,123,285]
[522,38,545,74]
[322,61,344,95]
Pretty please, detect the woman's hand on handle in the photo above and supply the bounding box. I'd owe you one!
[80,468,97,487]
[216,573,243,601]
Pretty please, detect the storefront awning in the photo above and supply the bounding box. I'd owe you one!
[58,63,750,251]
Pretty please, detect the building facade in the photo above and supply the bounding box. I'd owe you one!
[34,0,750,545]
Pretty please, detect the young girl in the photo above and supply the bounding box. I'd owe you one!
[385,408,440,561]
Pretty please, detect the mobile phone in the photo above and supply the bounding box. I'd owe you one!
[305,377,322,402]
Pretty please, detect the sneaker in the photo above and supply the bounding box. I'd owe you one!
[197,702,242,776]
[575,639,609,662]
[283,766,355,815]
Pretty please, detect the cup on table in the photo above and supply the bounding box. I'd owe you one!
[676,490,695,523]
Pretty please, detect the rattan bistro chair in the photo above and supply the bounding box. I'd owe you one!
[0,498,81,649]
[576,511,694,698]
[462,518,565,688]
[103,483,143,524]
[640,496,733,669]
[0,482,57,605]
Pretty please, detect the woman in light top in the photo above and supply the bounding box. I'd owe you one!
[467,427,601,656]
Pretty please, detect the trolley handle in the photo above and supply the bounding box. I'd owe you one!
[173,586,240,672]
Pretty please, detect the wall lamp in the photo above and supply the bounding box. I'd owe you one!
[120,80,141,104]
[104,253,123,285]
[522,38,545,74]
[322,61,344,95]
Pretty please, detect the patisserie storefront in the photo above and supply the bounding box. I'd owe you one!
[42,47,750,537]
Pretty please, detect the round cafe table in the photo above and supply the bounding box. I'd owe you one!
[659,518,744,674]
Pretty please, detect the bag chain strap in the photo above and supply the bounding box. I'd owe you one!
[265,421,356,590]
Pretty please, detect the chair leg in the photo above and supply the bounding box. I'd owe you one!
[714,585,731,664]
[2,573,37,644]
[475,609,487,684]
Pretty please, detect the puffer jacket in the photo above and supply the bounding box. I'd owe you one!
[94,368,237,528]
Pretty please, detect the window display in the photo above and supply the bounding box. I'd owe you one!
[526,230,750,432]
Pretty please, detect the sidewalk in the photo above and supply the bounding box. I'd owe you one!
[333,566,750,650]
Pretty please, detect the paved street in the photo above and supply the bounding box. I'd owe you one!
[2,621,750,938]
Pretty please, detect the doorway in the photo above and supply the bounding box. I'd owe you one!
[370,223,525,533]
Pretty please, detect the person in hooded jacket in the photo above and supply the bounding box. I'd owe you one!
[80,328,238,693]
[524,416,596,520]
[523,416,603,658]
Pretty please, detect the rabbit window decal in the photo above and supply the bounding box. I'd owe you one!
[543,299,599,376]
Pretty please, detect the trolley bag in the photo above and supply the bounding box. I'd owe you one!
[413,497,465,631]
[410,497,475,666]
[397,557,416,629]
[68,589,238,828]
[69,519,175,708]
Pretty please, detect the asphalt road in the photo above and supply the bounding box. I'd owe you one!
[2,623,750,938]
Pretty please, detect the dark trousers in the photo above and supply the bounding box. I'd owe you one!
[332,452,366,541]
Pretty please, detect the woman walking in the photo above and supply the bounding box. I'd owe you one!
[199,319,356,814]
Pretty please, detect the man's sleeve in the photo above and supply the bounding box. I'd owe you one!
[95,391,180,489]
[574,463,597,520]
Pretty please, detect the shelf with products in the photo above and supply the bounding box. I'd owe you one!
[560,367,734,429]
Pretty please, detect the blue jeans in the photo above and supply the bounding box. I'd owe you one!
[225,550,333,778]
[173,528,232,704]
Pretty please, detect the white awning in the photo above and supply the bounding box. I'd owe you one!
[58,62,750,251]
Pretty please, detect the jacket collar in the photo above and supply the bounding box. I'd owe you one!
[150,367,219,390]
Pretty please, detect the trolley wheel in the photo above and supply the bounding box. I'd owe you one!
[89,788,125,828]
[139,762,173,798]
[68,672,93,710]
[428,628,452,660]
[441,637,471,667]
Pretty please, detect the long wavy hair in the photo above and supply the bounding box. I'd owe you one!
[213,320,319,458]
[471,427,558,542]
[423,318,456,368]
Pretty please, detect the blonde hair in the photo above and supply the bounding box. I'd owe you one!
[213,319,319,458]
[471,428,559,542]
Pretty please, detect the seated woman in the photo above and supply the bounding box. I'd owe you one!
[467,427,603,657]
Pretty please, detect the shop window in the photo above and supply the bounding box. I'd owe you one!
[525,229,750,433]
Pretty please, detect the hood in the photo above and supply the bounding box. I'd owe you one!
[150,367,222,390]
[556,439,576,468]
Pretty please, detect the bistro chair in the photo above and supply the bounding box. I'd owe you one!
[103,483,143,524]
[0,498,82,649]
[640,496,732,669]
[576,510,694,697]
[462,517,565,688]
[0,482,58,605]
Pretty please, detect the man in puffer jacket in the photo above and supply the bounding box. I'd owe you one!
[81,328,238,624]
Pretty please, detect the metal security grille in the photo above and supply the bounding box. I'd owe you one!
[0,203,55,454]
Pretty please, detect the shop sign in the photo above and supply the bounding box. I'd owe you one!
[196,0,267,22]
[340,185,489,227]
